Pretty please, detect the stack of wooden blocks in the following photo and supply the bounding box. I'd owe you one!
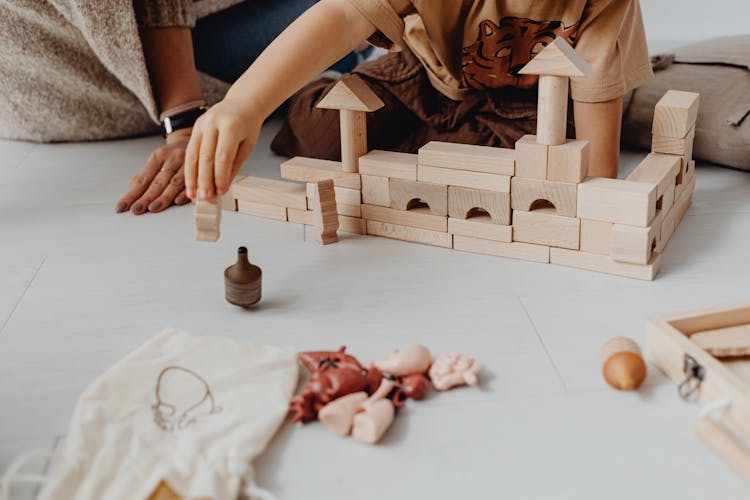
[198,38,699,281]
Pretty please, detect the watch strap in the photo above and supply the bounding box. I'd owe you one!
[160,106,207,138]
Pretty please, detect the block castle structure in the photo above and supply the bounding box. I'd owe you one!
[197,38,699,281]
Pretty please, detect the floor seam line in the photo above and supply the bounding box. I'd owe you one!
[518,296,569,393]
[0,257,45,337]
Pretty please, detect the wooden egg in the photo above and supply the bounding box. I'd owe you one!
[600,337,647,390]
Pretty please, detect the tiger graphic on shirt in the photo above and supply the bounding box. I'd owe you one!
[462,17,579,90]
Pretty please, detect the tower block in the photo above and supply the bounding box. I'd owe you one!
[316,74,385,173]
[519,38,592,146]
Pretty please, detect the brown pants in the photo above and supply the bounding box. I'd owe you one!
[271,48,575,160]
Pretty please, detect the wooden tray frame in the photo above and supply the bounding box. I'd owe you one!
[645,301,750,481]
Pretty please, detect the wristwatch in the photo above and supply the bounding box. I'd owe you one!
[160,106,208,138]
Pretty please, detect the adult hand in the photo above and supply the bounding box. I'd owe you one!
[115,128,193,215]
[184,98,261,200]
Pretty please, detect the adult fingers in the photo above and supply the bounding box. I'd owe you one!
[131,152,183,215]
[197,128,218,200]
[174,189,191,206]
[115,148,166,213]
[148,166,187,213]
[184,128,202,200]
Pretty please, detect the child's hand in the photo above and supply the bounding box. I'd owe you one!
[184,99,260,200]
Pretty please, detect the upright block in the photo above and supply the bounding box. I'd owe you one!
[237,200,288,221]
[652,126,696,156]
[447,217,512,242]
[626,153,681,197]
[550,248,661,281]
[512,209,580,250]
[577,178,657,227]
[366,220,452,249]
[548,139,589,183]
[448,186,511,225]
[389,178,448,216]
[280,156,361,189]
[311,179,339,244]
[359,150,418,180]
[195,196,221,242]
[611,222,660,265]
[652,90,700,139]
[339,109,367,173]
[233,176,308,209]
[417,165,510,192]
[515,135,548,180]
[580,219,613,255]
[361,174,390,207]
[361,204,448,232]
[454,236,550,264]
[417,141,515,176]
[510,177,577,217]
[534,75,569,146]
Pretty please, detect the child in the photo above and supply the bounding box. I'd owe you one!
[184,0,652,201]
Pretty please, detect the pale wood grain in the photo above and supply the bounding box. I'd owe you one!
[417,141,514,175]
[417,165,510,192]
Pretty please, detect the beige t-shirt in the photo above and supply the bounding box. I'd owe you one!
[347,0,653,102]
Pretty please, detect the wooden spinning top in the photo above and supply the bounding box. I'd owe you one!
[224,247,262,308]
[600,337,647,390]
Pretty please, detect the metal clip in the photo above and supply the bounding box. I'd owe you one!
[678,354,705,400]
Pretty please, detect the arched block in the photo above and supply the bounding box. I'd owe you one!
[389,178,447,216]
[448,186,510,225]
[510,177,577,217]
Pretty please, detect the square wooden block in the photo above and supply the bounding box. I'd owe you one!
[577,177,657,227]
[514,134,548,180]
[547,139,589,183]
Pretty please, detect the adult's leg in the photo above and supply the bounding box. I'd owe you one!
[192,0,361,84]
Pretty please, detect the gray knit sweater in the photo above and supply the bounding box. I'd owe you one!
[0,0,242,142]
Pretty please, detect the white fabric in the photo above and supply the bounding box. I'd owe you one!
[37,328,298,500]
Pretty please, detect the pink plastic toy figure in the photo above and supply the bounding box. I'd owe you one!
[319,378,396,444]
[429,352,481,391]
[374,344,432,376]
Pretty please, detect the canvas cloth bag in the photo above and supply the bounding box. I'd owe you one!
[33,328,298,500]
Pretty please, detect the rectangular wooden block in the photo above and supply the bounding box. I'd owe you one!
[339,215,366,234]
[448,217,512,242]
[237,200,288,221]
[359,150,418,180]
[361,174,390,207]
[652,125,696,156]
[306,184,361,206]
[366,220,452,248]
[514,134,548,180]
[417,165,510,192]
[195,197,221,242]
[453,235,550,263]
[512,209,580,249]
[675,161,695,200]
[655,181,676,226]
[550,247,661,281]
[652,90,700,138]
[510,177,577,217]
[221,175,246,211]
[280,156,361,189]
[611,221,660,265]
[577,177,657,227]
[361,204,448,232]
[233,176,308,209]
[548,139,589,183]
[417,141,515,176]
[448,186,510,225]
[626,153,681,197]
[335,202,361,218]
[580,219,613,255]
[389,178,448,216]
[288,208,314,225]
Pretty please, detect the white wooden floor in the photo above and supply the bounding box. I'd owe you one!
[1,120,749,499]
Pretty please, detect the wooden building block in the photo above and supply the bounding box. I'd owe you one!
[237,200,288,221]
[220,175,246,211]
[361,204,447,232]
[656,181,676,222]
[548,139,589,183]
[675,160,695,200]
[288,207,314,225]
[418,165,510,192]
[339,109,367,173]
[652,125,696,156]
[195,196,221,242]
[453,235,550,264]
[359,150,418,180]
[361,174,390,207]
[514,135,548,180]
[611,221,660,265]
[518,37,592,78]
[311,179,339,244]
[691,325,750,358]
[580,219,613,255]
[652,90,700,139]
[417,141,515,175]
[280,156,361,189]
[306,183,361,206]
[337,203,362,218]
[550,247,661,281]
[510,177,577,217]
[533,75,568,146]
[389,178,448,216]
[448,186,511,225]
[448,217,512,242]
[316,74,385,112]
[339,215,366,234]
[626,153,681,197]
[366,220,453,248]
[233,176,308,209]
[577,177,657,227]
[512,209,580,249]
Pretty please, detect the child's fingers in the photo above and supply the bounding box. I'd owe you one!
[197,128,218,200]
[232,139,254,176]
[214,129,240,195]
[184,129,202,199]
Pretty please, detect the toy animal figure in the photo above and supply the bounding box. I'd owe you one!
[289,347,382,423]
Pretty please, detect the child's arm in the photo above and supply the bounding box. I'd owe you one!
[185,0,376,200]
[573,97,623,179]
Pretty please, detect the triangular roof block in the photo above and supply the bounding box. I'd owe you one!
[316,74,385,112]
[519,37,592,77]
